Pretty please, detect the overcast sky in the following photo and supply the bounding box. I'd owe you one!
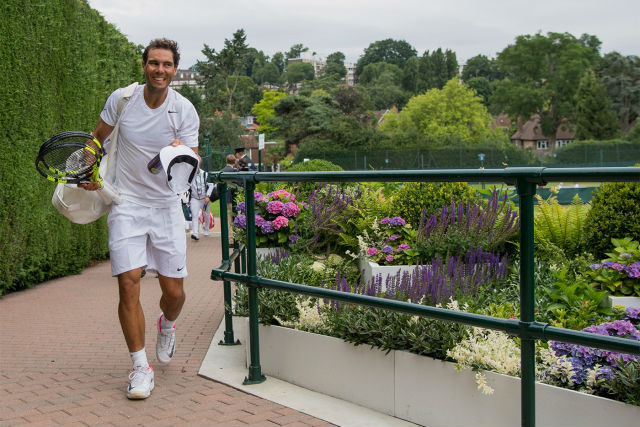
[87,0,640,69]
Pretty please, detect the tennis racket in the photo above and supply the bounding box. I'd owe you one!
[36,131,103,184]
[36,131,122,205]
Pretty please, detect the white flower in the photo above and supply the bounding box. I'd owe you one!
[311,261,325,272]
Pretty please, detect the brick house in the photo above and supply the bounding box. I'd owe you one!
[510,114,575,158]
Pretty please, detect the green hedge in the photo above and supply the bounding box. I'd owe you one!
[0,0,141,294]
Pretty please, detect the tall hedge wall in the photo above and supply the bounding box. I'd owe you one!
[0,0,142,294]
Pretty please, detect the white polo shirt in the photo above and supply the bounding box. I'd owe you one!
[100,85,199,207]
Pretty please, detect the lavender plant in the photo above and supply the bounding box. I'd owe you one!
[294,184,360,255]
[332,245,510,306]
[416,188,519,262]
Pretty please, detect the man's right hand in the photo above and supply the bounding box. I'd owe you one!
[78,182,101,191]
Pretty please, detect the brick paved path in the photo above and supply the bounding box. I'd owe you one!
[0,228,333,427]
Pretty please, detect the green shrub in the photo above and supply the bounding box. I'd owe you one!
[534,194,590,260]
[0,0,141,294]
[392,182,479,228]
[275,159,344,200]
[584,182,640,258]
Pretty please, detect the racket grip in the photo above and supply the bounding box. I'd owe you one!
[98,180,122,205]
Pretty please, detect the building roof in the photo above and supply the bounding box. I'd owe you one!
[511,114,575,141]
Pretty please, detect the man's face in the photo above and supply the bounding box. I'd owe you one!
[235,151,243,159]
[142,48,177,92]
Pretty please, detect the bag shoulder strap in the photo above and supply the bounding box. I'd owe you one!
[103,82,138,183]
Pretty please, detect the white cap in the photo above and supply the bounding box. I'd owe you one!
[149,145,200,194]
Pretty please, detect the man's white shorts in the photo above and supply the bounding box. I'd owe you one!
[108,201,187,278]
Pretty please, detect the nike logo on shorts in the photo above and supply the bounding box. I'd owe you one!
[177,266,184,271]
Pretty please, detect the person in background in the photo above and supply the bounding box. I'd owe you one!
[220,154,238,241]
[189,168,214,240]
[234,147,255,171]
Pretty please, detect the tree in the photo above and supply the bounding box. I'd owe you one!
[574,70,619,140]
[355,38,417,78]
[333,86,373,115]
[416,48,459,92]
[286,43,309,60]
[379,78,496,145]
[251,91,287,136]
[177,83,203,115]
[270,93,338,153]
[462,54,502,82]
[202,111,244,149]
[271,52,286,73]
[323,51,347,78]
[492,32,600,146]
[358,62,403,86]
[196,29,250,113]
[599,52,640,131]
[285,61,315,85]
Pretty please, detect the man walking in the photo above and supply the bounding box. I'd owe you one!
[80,38,199,399]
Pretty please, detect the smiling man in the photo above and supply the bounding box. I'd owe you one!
[80,38,200,399]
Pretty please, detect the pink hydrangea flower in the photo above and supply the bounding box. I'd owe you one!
[385,254,394,263]
[272,216,289,230]
[398,243,410,250]
[367,248,378,256]
[282,202,300,218]
[266,200,284,214]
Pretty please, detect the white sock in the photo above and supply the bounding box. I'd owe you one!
[160,313,176,330]
[130,348,149,369]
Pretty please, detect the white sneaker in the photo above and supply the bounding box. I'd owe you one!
[203,231,209,237]
[126,366,154,399]
[156,314,176,364]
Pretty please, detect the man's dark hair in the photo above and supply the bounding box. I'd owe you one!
[142,38,180,68]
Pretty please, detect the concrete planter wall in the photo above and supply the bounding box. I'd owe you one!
[359,257,417,289]
[607,295,640,309]
[250,322,640,427]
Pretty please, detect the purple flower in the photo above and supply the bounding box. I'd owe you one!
[266,200,284,215]
[254,214,266,227]
[260,221,275,234]
[233,214,247,229]
[390,216,406,226]
[625,261,640,278]
[621,253,633,258]
[385,254,395,263]
[603,261,616,268]
[272,215,289,230]
[254,192,266,203]
[398,243,410,250]
[625,307,640,321]
[289,234,300,244]
[388,234,400,241]
[236,202,246,213]
[380,217,391,225]
[589,263,602,270]
[367,248,378,256]
[612,263,625,271]
[281,202,300,218]
[382,245,394,254]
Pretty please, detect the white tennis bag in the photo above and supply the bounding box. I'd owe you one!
[51,82,137,224]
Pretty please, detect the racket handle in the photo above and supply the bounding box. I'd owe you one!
[98,180,122,204]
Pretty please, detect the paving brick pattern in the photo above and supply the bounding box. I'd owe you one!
[0,226,333,427]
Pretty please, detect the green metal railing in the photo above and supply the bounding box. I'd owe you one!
[211,167,640,427]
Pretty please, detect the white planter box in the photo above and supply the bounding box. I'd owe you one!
[607,295,640,309]
[359,257,418,289]
[251,323,640,427]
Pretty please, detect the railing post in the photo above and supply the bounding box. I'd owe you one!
[243,179,266,384]
[218,183,240,346]
[517,178,537,427]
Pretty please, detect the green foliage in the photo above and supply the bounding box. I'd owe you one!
[584,182,640,257]
[379,79,498,144]
[355,38,417,77]
[0,0,141,294]
[574,70,620,140]
[493,31,600,143]
[598,359,640,406]
[323,305,469,360]
[251,91,286,136]
[285,159,344,200]
[534,193,590,259]
[598,52,640,132]
[587,237,640,297]
[392,181,479,228]
[539,267,614,330]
